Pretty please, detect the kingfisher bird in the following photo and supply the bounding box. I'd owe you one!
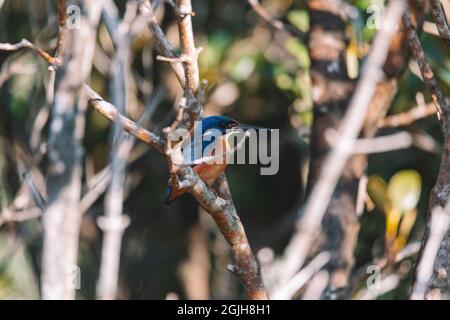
[165,115,262,204]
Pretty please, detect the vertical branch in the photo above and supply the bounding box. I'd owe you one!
[139,0,186,87]
[402,8,450,299]
[172,169,268,299]
[41,0,102,300]
[96,0,134,300]
[402,11,450,131]
[175,0,200,95]
[411,202,450,299]
[54,0,67,64]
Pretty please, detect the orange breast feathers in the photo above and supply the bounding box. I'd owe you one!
[165,134,233,204]
[189,133,233,186]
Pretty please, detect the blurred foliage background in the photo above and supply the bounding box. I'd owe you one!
[0,0,449,299]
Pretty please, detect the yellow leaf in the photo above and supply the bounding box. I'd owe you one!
[367,175,388,211]
[387,170,422,212]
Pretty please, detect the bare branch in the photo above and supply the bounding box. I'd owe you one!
[81,88,165,214]
[411,202,450,299]
[429,0,450,52]
[23,171,47,210]
[352,131,440,154]
[138,0,186,87]
[0,207,41,227]
[302,270,330,300]
[246,0,305,39]
[96,0,135,300]
[41,0,103,300]
[272,252,330,300]
[378,101,438,128]
[402,10,450,134]
[0,39,58,67]
[176,167,268,299]
[175,0,200,94]
[84,84,165,154]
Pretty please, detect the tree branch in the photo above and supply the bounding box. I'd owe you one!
[402,11,450,133]
[429,0,450,52]
[378,101,438,128]
[403,5,450,299]
[40,0,102,300]
[411,202,450,299]
[0,39,58,67]
[175,0,200,94]
[246,0,305,40]
[84,84,165,154]
[138,0,186,87]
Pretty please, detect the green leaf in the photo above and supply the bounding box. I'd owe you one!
[287,10,309,33]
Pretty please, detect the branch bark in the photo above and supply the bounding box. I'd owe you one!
[175,0,200,94]
[402,7,450,299]
[40,0,102,300]
[85,85,165,153]
[96,0,135,300]
[411,202,450,299]
[429,0,450,52]
[139,0,186,87]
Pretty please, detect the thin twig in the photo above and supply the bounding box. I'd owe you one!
[0,39,58,67]
[139,0,186,87]
[246,0,305,40]
[23,171,47,210]
[302,270,330,300]
[81,88,165,214]
[429,0,450,52]
[352,131,440,154]
[357,274,401,300]
[378,102,439,128]
[402,10,450,134]
[0,207,41,227]
[84,84,165,154]
[272,252,330,300]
